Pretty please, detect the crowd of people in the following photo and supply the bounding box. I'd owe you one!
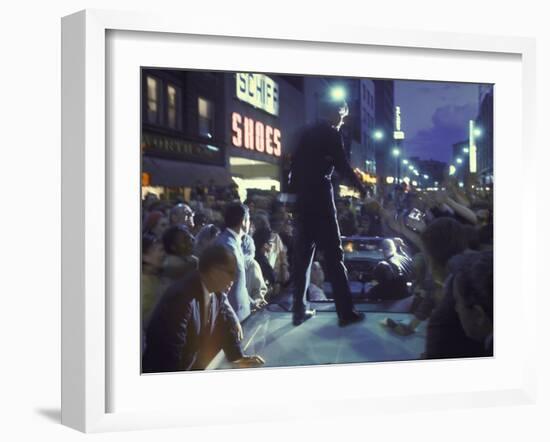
[140,172,493,371]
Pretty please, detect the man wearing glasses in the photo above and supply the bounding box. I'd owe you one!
[169,203,195,230]
[142,244,265,372]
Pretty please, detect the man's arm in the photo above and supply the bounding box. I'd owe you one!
[327,128,366,196]
[219,293,245,360]
[219,294,265,368]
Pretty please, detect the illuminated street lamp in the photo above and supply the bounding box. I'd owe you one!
[423,174,429,179]
[408,165,414,171]
[330,86,347,101]
[456,158,463,164]
[474,126,483,138]
[402,159,409,165]
[372,130,384,141]
[392,148,400,157]
[463,147,469,153]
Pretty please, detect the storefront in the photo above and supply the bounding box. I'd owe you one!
[141,132,230,200]
[225,72,305,201]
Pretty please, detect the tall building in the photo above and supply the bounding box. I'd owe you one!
[476,86,494,185]
[353,79,376,175]
[373,79,395,180]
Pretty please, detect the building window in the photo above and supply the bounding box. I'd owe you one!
[198,97,214,138]
[167,84,178,129]
[146,76,159,124]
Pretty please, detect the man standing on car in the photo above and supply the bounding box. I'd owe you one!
[288,92,367,326]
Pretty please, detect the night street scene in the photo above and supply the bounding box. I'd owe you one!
[140,69,494,373]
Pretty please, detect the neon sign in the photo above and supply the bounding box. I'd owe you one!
[231,112,281,157]
[393,106,405,140]
[236,73,279,116]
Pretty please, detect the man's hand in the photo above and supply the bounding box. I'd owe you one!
[233,355,266,368]
[235,321,244,341]
[252,298,268,312]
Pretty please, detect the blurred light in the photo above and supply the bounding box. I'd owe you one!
[434,181,439,186]
[412,180,418,186]
[386,177,395,184]
[403,177,411,183]
[463,147,469,153]
[373,130,384,141]
[408,165,414,170]
[330,86,346,101]
[392,148,400,157]
[474,127,483,138]
[423,174,429,179]
[456,158,463,164]
[413,170,419,176]
[449,165,456,175]
[403,159,409,165]
[459,182,464,188]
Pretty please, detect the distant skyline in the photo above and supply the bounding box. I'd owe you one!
[394,80,483,164]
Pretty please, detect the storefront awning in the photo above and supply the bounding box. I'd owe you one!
[143,157,232,187]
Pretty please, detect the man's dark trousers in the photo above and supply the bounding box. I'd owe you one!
[292,198,355,320]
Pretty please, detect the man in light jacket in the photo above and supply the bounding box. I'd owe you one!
[215,203,254,321]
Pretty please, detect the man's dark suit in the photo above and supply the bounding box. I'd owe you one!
[142,271,244,372]
[289,121,365,320]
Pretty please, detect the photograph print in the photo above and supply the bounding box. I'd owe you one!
[140,68,494,373]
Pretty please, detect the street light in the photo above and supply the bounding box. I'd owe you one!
[474,127,483,138]
[408,165,414,171]
[463,147,469,153]
[372,130,384,141]
[330,86,347,101]
[392,148,400,157]
[402,159,409,165]
[423,174,429,179]
[456,158,463,164]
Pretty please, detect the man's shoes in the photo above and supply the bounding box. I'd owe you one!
[339,311,365,327]
[292,309,316,326]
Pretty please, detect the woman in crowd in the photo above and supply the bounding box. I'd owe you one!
[307,261,328,301]
[161,225,198,283]
[253,227,277,294]
[241,233,268,309]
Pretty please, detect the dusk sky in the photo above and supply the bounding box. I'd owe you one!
[394,80,481,164]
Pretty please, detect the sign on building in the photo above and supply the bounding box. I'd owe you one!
[236,73,279,116]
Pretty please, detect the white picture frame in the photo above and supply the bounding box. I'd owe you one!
[61,9,538,433]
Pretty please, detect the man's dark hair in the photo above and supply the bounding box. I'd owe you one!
[162,225,194,255]
[224,203,248,230]
[198,244,237,275]
[420,217,467,269]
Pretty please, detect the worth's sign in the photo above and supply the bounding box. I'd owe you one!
[231,112,281,157]
[236,73,279,116]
